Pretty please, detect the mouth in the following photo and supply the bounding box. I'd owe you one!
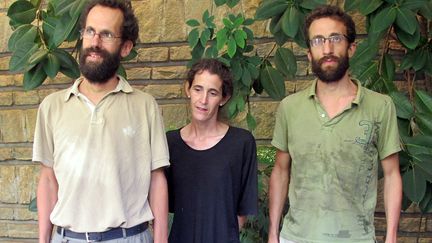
[196,106,208,112]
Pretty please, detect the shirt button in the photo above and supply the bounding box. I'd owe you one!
[321,114,325,118]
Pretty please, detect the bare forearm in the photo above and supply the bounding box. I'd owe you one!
[384,172,402,243]
[150,169,168,243]
[268,167,289,238]
[37,165,58,243]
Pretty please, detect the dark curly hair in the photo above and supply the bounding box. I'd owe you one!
[187,59,233,99]
[80,0,139,46]
[304,5,356,48]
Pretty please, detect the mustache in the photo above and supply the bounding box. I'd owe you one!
[82,47,109,57]
[318,55,339,65]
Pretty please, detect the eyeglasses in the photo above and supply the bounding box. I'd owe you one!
[80,28,122,43]
[309,34,348,47]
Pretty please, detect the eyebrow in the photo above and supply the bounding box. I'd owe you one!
[312,32,344,38]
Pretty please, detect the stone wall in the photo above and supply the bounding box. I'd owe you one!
[0,0,430,242]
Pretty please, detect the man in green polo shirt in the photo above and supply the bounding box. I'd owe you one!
[268,5,402,243]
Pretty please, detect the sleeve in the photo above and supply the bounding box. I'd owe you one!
[32,99,55,167]
[149,98,170,170]
[237,131,258,215]
[271,99,289,152]
[378,95,401,160]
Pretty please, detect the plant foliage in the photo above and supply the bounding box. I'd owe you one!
[7,0,136,90]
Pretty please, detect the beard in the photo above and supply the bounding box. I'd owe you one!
[79,46,121,84]
[311,52,349,83]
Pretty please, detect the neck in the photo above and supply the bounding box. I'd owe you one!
[187,120,226,136]
[79,75,119,104]
[316,72,356,98]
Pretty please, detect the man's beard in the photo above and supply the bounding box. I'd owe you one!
[311,53,349,83]
[79,47,121,84]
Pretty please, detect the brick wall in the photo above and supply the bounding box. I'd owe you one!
[0,0,430,242]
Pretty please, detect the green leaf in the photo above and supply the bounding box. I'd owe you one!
[395,7,418,35]
[223,18,234,29]
[419,185,432,213]
[241,66,252,86]
[399,51,415,70]
[202,10,210,23]
[200,28,211,47]
[69,0,86,17]
[7,0,37,25]
[188,28,200,48]
[359,0,384,15]
[274,47,297,79]
[247,62,259,79]
[419,1,432,19]
[401,0,428,10]
[350,39,379,67]
[255,0,289,20]
[344,0,362,11]
[226,0,240,8]
[52,0,75,16]
[382,54,395,81]
[281,6,300,38]
[416,112,432,134]
[395,24,420,50]
[269,13,283,34]
[116,64,126,79]
[412,49,427,71]
[415,90,432,114]
[23,63,47,90]
[53,12,80,47]
[370,6,397,33]
[28,48,49,66]
[43,53,60,78]
[216,29,228,50]
[8,24,37,52]
[28,197,37,212]
[191,42,205,60]
[231,61,243,81]
[300,0,326,10]
[204,43,218,58]
[53,49,80,79]
[413,154,432,178]
[388,91,414,119]
[186,19,200,27]
[243,18,254,26]
[42,15,58,49]
[214,0,226,7]
[403,168,426,203]
[292,26,307,48]
[404,135,432,156]
[246,113,257,131]
[227,37,237,58]
[234,30,246,48]
[233,15,244,28]
[260,64,286,100]
[243,27,254,40]
[9,42,39,72]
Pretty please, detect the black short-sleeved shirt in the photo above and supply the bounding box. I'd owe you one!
[166,126,258,243]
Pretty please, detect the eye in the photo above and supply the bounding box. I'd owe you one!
[310,37,324,47]
[83,28,95,37]
[99,31,114,39]
[330,35,343,43]
[210,91,218,96]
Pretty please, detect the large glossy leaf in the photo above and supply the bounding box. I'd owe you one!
[234,30,246,48]
[344,0,362,11]
[388,91,414,119]
[399,51,415,70]
[415,90,432,114]
[419,184,432,213]
[186,19,200,27]
[359,0,384,15]
[9,42,39,72]
[7,0,36,25]
[412,49,427,71]
[403,168,426,203]
[43,53,60,78]
[350,40,379,67]
[413,154,432,178]
[255,0,289,20]
[188,28,199,48]
[52,12,80,47]
[269,14,283,34]
[42,15,58,49]
[8,24,37,52]
[395,24,420,50]
[69,0,86,17]
[28,49,49,66]
[419,1,432,19]
[370,6,396,33]
[281,6,300,38]
[395,7,417,35]
[401,0,428,10]
[53,49,80,79]
[200,28,211,47]
[274,47,297,79]
[52,0,75,16]
[227,37,237,58]
[216,29,228,50]
[23,63,47,90]
[246,112,257,131]
[382,54,395,82]
[260,64,285,100]
[404,135,432,156]
[300,0,326,10]
[416,112,432,134]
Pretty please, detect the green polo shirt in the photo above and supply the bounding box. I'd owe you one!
[272,79,400,243]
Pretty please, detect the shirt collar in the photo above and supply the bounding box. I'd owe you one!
[64,75,133,102]
[307,78,364,105]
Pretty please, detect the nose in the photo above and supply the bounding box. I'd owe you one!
[91,34,103,47]
[322,39,333,55]
[199,92,208,104]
